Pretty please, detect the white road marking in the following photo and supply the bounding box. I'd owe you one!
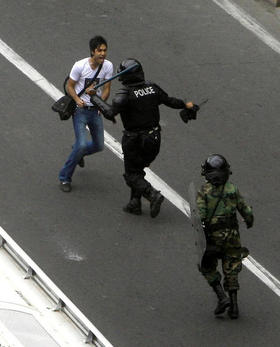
[212,0,280,55]
[244,256,280,296]
[1,4,280,306]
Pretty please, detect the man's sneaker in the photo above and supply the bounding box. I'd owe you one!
[60,181,72,192]
[78,157,85,168]
[150,191,164,218]
[123,198,142,215]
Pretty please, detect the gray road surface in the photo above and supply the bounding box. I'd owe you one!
[1,0,280,346]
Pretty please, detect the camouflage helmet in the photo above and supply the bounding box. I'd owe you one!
[117,58,144,84]
[201,154,232,186]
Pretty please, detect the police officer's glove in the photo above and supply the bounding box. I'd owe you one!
[180,104,200,123]
[91,95,116,124]
[103,113,116,124]
[245,215,254,229]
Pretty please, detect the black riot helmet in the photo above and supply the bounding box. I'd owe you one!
[117,58,144,85]
[201,154,232,186]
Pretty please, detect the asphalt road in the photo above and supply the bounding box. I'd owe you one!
[1,0,280,346]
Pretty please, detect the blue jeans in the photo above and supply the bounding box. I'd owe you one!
[59,108,104,182]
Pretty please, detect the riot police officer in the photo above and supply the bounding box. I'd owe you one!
[91,58,198,218]
[196,154,254,318]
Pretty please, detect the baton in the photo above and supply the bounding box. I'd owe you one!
[198,98,209,108]
[91,63,139,90]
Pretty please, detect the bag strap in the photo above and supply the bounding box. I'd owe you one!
[77,63,103,97]
[207,184,225,225]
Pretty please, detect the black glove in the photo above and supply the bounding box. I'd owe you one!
[179,104,200,123]
[103,113,116,124]
[246,215,254,229]
[91,95,116,123]
[240,247,249,259]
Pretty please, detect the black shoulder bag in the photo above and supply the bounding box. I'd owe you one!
[51,63,103,121]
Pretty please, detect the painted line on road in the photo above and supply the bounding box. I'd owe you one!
[212,0,280,55]
[244,256,280,296]
[1,35,280,304]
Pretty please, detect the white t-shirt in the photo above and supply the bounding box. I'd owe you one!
[69,58,113,106]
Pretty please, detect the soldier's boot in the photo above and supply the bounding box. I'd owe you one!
[228,290,239,319]
[143,187,164,218]
[212,283,230,315]
[123,191,142,215]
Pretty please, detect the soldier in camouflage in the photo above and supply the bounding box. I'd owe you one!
[196,154,254,319]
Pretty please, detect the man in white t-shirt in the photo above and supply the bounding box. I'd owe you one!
[59,36,113,192]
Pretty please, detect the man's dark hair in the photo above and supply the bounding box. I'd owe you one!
[89,36,107,55]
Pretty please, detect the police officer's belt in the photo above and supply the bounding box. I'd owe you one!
[124,126,160,136]
[207,216,238,232]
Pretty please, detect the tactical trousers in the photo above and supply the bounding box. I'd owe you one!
[201,229,242,292]
[121,128,161,196]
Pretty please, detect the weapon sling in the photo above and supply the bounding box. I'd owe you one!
[206,184,225,227]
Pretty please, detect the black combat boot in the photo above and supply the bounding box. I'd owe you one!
[143,187,164,218]
[212,283,230,315]
[123,197,142,215]
[228,290,239,319]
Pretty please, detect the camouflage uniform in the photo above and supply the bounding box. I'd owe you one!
[197,181,253,292]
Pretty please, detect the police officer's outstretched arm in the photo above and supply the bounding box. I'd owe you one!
[236,188,254,228]
[91,94,116,122]
[91,87,128,123]
[156,84,187,109]
[155,84,198,123]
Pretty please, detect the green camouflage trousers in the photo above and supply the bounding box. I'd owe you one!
[200,228,245,291]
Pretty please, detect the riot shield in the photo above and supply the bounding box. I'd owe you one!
[188,182,206,270]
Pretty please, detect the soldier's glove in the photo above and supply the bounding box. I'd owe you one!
[246,215,254,229]
[180,104,200,123]
[240,247,249,259]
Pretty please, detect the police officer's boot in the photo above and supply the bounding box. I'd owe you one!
[228,290,239,319]
[212,283,230,315]
[123,191,142,215]
[143,187,164,218]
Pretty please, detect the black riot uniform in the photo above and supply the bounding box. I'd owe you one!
[91,58,198,217]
